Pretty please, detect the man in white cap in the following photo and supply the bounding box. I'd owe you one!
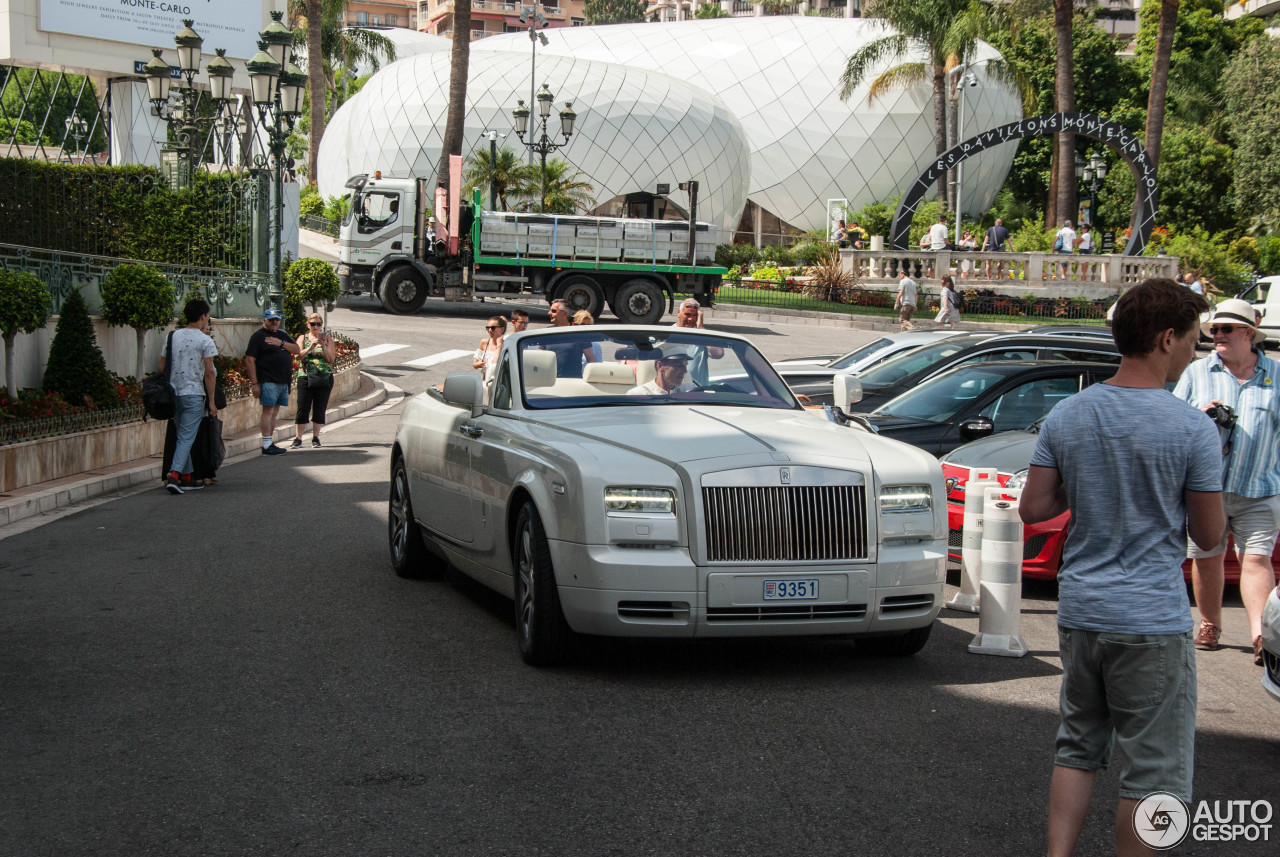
[628,346,695,396]
[1173,298,1280,666]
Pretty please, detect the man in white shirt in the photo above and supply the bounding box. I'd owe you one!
[628,349,695,395]
[895,270,919,330]
[926,215,949,277]
[1077,225,1094,254]
[1055,220,1077,279]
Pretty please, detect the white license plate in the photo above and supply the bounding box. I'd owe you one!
[762,578,819,601]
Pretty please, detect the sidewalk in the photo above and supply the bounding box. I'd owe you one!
[0,372,395,533]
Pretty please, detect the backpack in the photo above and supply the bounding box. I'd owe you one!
[949,289,964,312]
[141,330,177,421]
[1052,234,1064,252]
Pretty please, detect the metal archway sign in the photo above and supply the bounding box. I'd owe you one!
[890,112,1157,256]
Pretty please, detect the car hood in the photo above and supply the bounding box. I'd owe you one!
[940,430,1038,474]
[524,405,878,466]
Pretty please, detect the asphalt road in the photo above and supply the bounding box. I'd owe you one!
[2,304,1277,857]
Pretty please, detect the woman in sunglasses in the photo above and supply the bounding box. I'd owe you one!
[473,316,507,375]
[292,313,337,448]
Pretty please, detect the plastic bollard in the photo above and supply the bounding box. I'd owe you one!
[968,487,1028,658]
[946,467,999,613]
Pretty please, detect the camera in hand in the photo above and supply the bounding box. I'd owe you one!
[1205,403,1237,430]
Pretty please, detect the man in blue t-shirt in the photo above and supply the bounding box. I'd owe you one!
[1020,279,1224,857]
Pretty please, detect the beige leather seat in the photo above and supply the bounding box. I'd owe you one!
[523,350,558,396]
[582,362,636,389]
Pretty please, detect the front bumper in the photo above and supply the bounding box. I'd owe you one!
[548,539,946,638]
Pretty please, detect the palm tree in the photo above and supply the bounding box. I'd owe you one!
[463,146,531,210]
[1050,0,1075,230]
[1145,0,1180,171]
[437,2,471,194]
[527,159,595,214]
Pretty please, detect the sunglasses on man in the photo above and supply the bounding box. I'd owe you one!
[1209,325,1239,335]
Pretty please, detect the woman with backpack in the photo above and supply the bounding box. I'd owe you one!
[936,275,962,328]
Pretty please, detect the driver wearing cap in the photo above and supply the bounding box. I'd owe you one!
[628,346,696,396]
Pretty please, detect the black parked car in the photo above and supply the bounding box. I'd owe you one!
[845,360,1120,457]
[837,332,1120,412]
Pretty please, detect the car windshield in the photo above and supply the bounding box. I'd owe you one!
[857,337,989,389]
[517,330,800,410]
[828,337,893,370]
[874,366,1013,423]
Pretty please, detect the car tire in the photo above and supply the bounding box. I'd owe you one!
[554,276,603,318]
[855,623,932,656]
[380,266,428,314]
[611,278,665,325]
[389,456,441,578]
[513,500,572,666]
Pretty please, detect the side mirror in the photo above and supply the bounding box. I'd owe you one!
[832,374,863,412]
[959,417,995,442]
[442,372,485,418]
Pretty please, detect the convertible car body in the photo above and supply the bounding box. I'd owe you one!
[389,326,947,665]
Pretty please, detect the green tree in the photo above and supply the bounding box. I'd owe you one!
[0,68,107,152]
[0,270,52,398]
[100,264,177,380]
[1223,36,1280,232]
[529,159,595,214]
[284,256,341,317]
[464,145,533,210]
[583,0,648,25]
[42,289,118,408]
[695,2,729,17]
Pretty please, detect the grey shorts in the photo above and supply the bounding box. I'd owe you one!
[1054,627,1196,802]
[1188,492,1280,558]
[259,381,290,408]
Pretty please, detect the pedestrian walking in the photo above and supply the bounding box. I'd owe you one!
[292,313,337,449]
[158,298,219,494]
[895,270,918,330]
[935,275,961,327]
[1020,279,1222,857]
[1054,220,1077,279]
[1173,299,1280,665]
[245,307,301,456]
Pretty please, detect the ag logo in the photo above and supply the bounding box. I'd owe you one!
[1133,792,1190,849]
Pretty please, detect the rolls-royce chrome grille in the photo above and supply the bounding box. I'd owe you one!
[702,485,869,562]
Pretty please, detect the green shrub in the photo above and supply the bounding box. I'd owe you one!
[715,243,761,270]
[42,289,118,408]
[1011,213,1055,252]
[790,238,836,266]
[1259,236,1280,276]
[100,263,176,379]
[1155,227,1249,294]
[0,270,52,397]
[283,256,339,336]
[323,194,350,223]
[759,244,795,267]
[850,196,897,240]
[749,264,783,282]
[299,183,325,219]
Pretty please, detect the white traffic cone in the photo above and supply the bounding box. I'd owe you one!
[946,467,999,613]
[968,487,1028,658]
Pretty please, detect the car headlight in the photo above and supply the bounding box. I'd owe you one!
[1004,469,1028,490]
[605,487,676,514]
[880,485,932,514]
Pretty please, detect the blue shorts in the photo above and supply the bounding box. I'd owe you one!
[1054,627,1196,801]
[259,381,290,407]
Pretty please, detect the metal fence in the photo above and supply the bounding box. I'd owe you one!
[302,214,340,238]
[0,403,145,446]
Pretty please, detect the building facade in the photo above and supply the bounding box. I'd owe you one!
[418,0,588,40]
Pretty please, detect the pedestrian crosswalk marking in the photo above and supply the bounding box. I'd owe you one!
[358,343,410,359]
[402,349,473,368]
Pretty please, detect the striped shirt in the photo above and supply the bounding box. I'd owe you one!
[1173,349,1280,498]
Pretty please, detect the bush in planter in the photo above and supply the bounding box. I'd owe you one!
[42,289,118,408]
[100,263,177,380]
[0,270,52,398]
[283,256,340,336]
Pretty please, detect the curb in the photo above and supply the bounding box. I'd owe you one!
[0,371,389,531]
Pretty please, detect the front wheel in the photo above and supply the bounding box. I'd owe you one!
[611,278,665,325]
[513,501,572,666]
[855,623,933,656]
[380,267,428,314]
[389,456,442,578]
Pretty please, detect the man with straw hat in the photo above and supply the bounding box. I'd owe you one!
[1174,298,1280,666]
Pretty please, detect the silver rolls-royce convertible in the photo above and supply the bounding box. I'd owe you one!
[388,325,947,665]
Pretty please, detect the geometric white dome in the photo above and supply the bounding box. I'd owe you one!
[317,49,751,233]
[476,18,1022,231]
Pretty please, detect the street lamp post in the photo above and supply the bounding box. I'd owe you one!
[63,114,87,154]
[246,32,307,304]
[512,85,575,212]
[1076,150,1108,230]
[519,5,550,167]
[952,69,978,247]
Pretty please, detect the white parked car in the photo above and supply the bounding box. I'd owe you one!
[1262,586,1280,703]
[389,326,947,665]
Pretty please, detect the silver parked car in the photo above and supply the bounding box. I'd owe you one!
[389,326,947,665]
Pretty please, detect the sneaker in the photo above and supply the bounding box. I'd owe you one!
[290,437,303,449]
[261,444,288,456]
[1254,635,1264,667]
[312,437,322,448]
[1194,619,1222,651]
[164,474,184,495]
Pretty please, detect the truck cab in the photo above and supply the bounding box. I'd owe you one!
[338,174,441,312]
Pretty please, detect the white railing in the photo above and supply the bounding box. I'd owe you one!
[838,249,1180,293]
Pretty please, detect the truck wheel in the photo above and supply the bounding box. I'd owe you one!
[380,267,428,314]
[554,276,603,318]
[611,278,664,325]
